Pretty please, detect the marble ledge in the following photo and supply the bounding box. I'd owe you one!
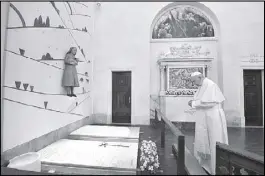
[157,58,214,64]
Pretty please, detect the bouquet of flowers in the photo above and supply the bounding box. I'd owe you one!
[139,140,160,174]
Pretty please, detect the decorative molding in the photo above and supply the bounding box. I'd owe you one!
[157,58,213,66]
[159,65,166,70]
[151,37,218,43]
[241,54,264,63]
[157,52,210,97]
[158,43,211,59]
[205,63,212,72]
[166,89,197,96]
[240,53,264,69]
[249,59,262,63]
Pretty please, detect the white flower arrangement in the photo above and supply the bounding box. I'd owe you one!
[139,140,160,174]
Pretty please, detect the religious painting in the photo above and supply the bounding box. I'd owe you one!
[166,66,204,96]
[152,5,214,39]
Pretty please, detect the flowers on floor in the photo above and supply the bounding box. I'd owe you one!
[139,140,160,174]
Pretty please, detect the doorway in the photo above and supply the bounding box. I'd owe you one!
[243,70,263,126]
[112,71,131,123]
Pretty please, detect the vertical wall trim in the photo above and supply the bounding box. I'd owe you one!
[1,1,10,154]
[261,69,264,127]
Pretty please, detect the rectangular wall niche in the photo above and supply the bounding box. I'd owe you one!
[158,61,209,96]
[167,66,205,96]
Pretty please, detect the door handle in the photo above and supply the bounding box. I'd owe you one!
[129,96,131,104]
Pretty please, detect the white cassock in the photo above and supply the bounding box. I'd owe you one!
[191,78,229,175]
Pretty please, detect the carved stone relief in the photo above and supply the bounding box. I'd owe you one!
[241,54,264,64]
[166,67,204,96]
[159,44,211,58]
[159,65,166,71]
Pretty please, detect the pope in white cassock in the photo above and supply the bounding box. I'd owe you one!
[188,72,229,175]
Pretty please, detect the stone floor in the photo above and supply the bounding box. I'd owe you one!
[138,124,264,175]
[180,127,264,156]
[2,124,263,175]
[137,125,178,175]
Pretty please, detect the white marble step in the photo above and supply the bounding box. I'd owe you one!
[69,125,140,140]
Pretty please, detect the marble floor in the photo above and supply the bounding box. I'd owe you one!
[179,127,264,156]
[137,125,178,175]
[137,124,264,175]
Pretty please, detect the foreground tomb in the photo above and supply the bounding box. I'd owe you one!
[38,125,140,175]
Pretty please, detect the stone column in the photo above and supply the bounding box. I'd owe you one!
[205,62,212,78]
[160,65,166,95]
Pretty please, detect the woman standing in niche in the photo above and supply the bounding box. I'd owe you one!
[62,47,79,97]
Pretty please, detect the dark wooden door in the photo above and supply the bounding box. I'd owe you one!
[112,72,131,123]
[244,70,263,126]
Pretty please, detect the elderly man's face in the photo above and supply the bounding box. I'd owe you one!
[191,75,202,86]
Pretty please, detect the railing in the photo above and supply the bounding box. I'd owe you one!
[150,95,207,175]
[151,94,264,175]
[216,142,264,175]
[155,109,186,175]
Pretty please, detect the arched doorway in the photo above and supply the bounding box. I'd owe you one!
[149,2,222,122]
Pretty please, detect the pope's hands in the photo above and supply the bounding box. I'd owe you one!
[188,100,193,107]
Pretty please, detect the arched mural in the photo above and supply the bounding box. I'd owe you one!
[152,5,214,39]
